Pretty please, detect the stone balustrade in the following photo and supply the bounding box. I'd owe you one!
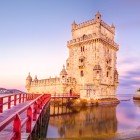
[67,33,119,50]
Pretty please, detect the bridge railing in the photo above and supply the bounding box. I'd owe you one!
[0,94,51,140]
[0,93,40,113]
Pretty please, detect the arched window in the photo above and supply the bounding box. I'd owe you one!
[81,46,85,52]
[80,59,83,63]
[80,70,84,77]
[107,71,109,77]
[83,46,85,52]
[83,34,86,39]
[81,47,83,52]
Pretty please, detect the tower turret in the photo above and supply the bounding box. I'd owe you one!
[111,23,115,34]
[34,75,38,82]
[114,70,119,83]
[26,73,32,92]
[95,11,101,35]
[72,20,77,30]
[95,11,101,22]
[60,65,67,84]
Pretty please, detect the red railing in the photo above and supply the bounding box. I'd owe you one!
[0,93,40,113]
[0,93,51,140]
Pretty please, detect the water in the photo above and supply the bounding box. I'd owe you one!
[46,94,140,139]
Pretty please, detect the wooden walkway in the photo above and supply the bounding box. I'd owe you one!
[0,93,51,140]
[0,101,31,139]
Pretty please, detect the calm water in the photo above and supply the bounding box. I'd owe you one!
[47,94,140,139]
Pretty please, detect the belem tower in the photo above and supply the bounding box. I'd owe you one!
[26,12,119,99]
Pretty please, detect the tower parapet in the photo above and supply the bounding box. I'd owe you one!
[67,33,119,50]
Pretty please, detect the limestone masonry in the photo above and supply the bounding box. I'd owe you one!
[26,12,119,99]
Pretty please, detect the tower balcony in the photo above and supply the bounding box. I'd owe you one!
[67,33,119,50]
[107,65,112,70]
[79,63,85,69]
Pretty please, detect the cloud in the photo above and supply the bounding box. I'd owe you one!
[117,56,140,94]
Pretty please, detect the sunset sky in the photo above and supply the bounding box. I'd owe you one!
[0,0,140,94]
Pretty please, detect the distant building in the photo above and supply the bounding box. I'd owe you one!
[26,12,119,99]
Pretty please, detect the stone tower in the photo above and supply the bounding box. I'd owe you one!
[66,12,119,99]
[25,12,119,100]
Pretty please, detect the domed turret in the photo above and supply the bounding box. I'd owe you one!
[95,11,101,22]
[114,69,118,82]
[26,72,32,92]
[60,65,67,84]
[111,23,115,29]
[111,23,115,33]
[34,75,38,82]
[26,72,32,81]
[60,65,67,76]
[72,20,77,30]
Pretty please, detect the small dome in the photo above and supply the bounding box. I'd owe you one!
[111,23,115,28]
[72,20,76,25]
[60,65,67,75]
[93,65,101,70]
[96,11,101,16]
[95,11,101,20]
[26,72,32,81]
[34,75,38,81]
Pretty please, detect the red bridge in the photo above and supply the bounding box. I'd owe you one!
[0,93,51,140]
[0,93,79,140]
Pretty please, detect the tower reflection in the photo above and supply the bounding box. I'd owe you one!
[48,105,117,138]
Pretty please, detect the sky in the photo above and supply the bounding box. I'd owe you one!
[0,0,140,94]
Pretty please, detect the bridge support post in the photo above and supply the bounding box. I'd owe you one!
[8,96,11,109]
[26,106,32,133]
[22,94,25,102]
[0,98,3,113]
[33,102,37,121]
[13,114,21,140]
[19,94,21,103]
[14,94,17,106]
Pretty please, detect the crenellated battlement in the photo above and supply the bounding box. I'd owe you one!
[72,19,115,34]
[101,21,115,34]
[30,76,76,87]
[31,77,60,86]
[67,33,119,50]
[72,19,95,30]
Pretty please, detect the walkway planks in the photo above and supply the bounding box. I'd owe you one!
[0,101,31,139]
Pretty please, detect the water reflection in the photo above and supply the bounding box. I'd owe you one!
[47,105,118,138]
[47,95,140,139]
